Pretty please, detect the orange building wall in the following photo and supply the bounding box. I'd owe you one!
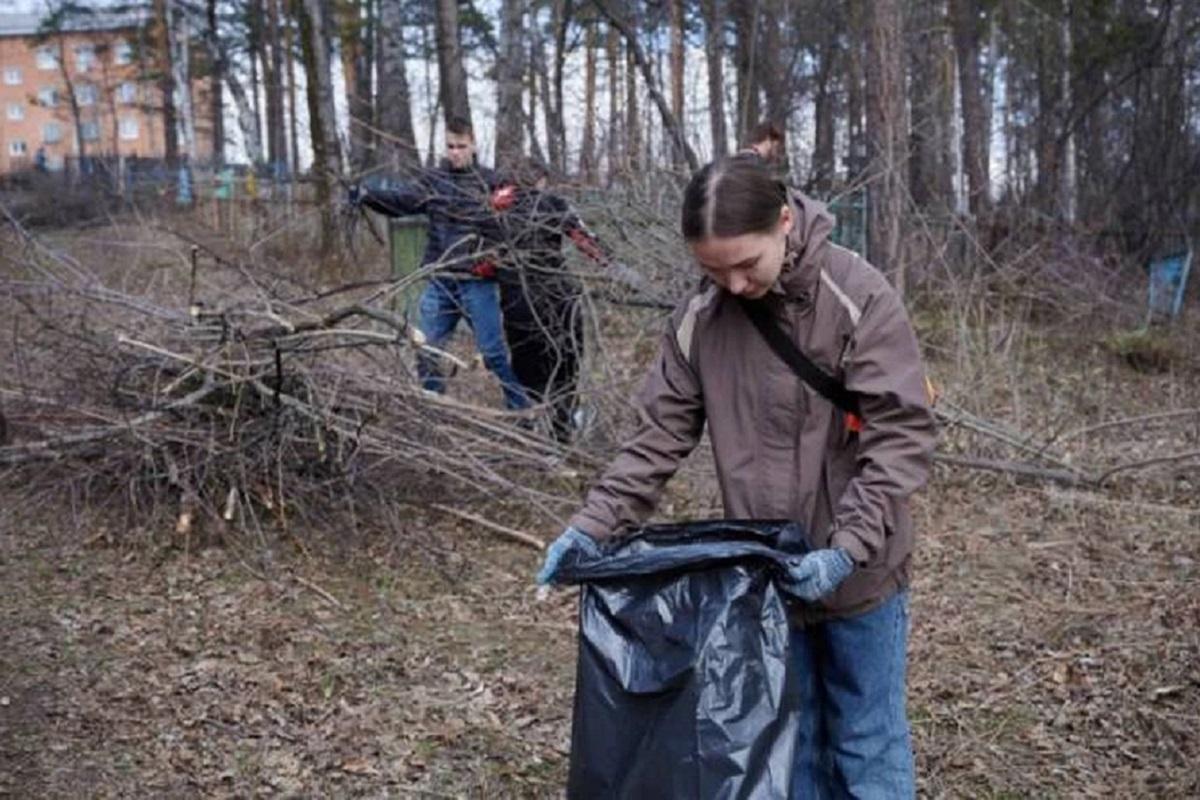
[0,26,213,173]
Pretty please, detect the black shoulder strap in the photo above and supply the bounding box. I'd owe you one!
[738,297,859,415]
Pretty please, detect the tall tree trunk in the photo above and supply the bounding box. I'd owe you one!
[950,0,991,216]
[248,0,263,157]
[299,0,344,255]
[495,0,526,171]
[286,0,300,174]
[376,0,418,171]
[153,0,178,166]
[605,22,621,182]
[1059,0,1076,223]
[205,0,224,165]
[434,0,472,128]
[579,20,598,181]
[625,36,640,172]
[732,0,760,146]
[809,15,838,194]
[548,0,570,174]
[167,0,197,161]
[265,0,287,168]
[846,0,866,179]
[339,0,371,171]
[866,0,906,288]
[700,0,727,158]
[669,0,685,168]
[909,0,954,210]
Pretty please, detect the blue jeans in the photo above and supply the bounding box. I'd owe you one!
[790,591,913,799]
[417,277,529,410]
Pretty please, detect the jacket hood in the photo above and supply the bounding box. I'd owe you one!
[778,191,836,298]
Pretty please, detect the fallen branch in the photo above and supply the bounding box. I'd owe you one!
[430,503,546,551]
[934,453,1093,486]
[1097,450,1200,485]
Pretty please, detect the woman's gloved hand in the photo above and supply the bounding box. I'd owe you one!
[779,548,855,601]
[536,526,601,585]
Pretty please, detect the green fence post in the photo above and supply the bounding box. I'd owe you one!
[389,216,428,316]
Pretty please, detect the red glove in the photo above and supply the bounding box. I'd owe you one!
[491,184,516,211]
[471,260,497,279]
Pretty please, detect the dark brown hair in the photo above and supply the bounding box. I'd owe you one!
[445,116,474,139]
[681,156,788,241]
[746,120,785,147]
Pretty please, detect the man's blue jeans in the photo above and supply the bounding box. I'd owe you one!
[790,590,914,799]
[417,277,530,410]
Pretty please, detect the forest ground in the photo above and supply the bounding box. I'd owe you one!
[1,215,1198,798]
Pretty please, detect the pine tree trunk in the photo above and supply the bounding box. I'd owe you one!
[732,0,760,146]
[810,16,837,194]
[846,0,866,179]
[265,0,287,168]
[950,0,991,216]
[605,22,621,183]
[669,0,685,168]
[495,0,526,171]
[909,0,955,210]
[700,0,727,158]
[434,0,472,127]
[299,0,343,256]
[376,0,418,171]
[154,0,178,166]
[286,0,300,175]
[580,21,598,181]
[866,0,906,289]
[206,0,224,165]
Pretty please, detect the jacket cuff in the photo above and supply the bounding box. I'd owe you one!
[830,530,871,566]
[567,512,617,541]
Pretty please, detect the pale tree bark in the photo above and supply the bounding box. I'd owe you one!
[434,0,472,127]
[950,0,991,216]
[376,0,419,171]
[580,21,598,181]
[700,0,727,158]
[167,0,197,161]
[909,0,955,210]
[495,0,526,171]
[1060,0,1076,223]
[866,0,907,289]
[338,0,372,172]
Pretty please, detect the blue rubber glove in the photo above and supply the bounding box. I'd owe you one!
[779,548,855,602]
[536,526,601,585]
[347,183,364,206]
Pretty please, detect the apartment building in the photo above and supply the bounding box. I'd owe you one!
[0,10,213,173]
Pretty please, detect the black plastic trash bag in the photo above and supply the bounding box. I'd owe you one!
[554,519,809,800]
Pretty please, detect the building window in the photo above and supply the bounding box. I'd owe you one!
[114,39,133,66]
[80,121,100,141]
[75,44,96,71]
[76,84,98,106]
[9,140,28,157]
[119,117,139,140]
[43,122,62,144]
[37,87,58,107]
[6,103,23,121]
[117,81,137,105]
[36,46,58,71]
[3,67,21,85]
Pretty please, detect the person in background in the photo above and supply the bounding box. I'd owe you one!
[351,117,529,412]
[491,159,613,441]
[740,120,788,171]
[537,155,937,797]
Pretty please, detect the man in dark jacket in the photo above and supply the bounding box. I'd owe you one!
[353,118,529,411]
[492,161,612,440]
